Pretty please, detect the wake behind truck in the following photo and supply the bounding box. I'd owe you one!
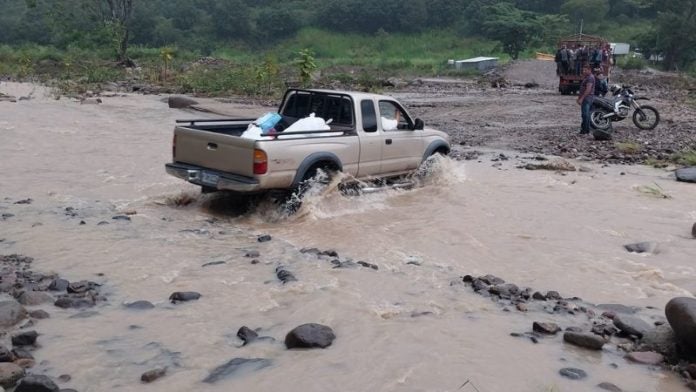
[556,33,611,95]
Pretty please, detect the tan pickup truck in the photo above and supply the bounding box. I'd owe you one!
[165,89,450,195]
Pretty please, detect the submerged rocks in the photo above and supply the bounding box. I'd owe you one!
[53,297,95,309]
[203,358,271,383]
[597,382,623,392]
[625,351,664,365]
[257,235,272,243]
[11,331,38,346]
[624,242,658,254]
[665,297,696,352]
[169,292,201,303]
[533,322,561,335]
[563,331,606,350]
[613,315,651,338]
[124,300,155,310]
[47,279,69,292]
[285,323,336,349]
[17,292,53,306]
[275,266,297,284]
[559,367,587,380]
[692,222,696,238]
[14,375,59,392]
[0,300,28,328]
[237,326,258,346]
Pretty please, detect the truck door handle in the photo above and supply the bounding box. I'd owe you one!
[207,142,218,150]
[385,139,392,145]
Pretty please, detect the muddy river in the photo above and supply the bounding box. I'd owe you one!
[1,82,696,391]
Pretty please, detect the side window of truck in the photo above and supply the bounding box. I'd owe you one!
[378,101,410,131]
[361,100,377,133]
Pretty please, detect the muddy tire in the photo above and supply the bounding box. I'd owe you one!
[632,105,660,130]
[283,167,333,214]
[590,109,612,131]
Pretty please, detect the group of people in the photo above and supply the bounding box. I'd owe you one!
[556,43,612,76]
[577,66,610,134]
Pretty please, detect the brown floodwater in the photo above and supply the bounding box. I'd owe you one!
[1,82,696,391]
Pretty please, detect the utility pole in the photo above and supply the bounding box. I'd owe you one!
[579,18,584,35]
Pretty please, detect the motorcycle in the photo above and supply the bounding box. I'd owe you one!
[589,85,660,140]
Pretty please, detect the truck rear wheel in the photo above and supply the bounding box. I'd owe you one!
[284,166,336,214]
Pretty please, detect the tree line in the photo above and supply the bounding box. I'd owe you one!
[1,0,694,70]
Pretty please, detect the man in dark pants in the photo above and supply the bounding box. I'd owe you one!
[577,66,596,134]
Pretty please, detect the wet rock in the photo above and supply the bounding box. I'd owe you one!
[532,322,561,335]
[592,323,619,337]
[559,367,587,380]
[66,280,99,294]
[112,215,131,221]
[0,362,24,388]
[638,324,678,362]
[14,374,59,392]
[57,374,71,382]
[202,358,271,383]
[13,199,32,205]
[532,291,546,301]
[168,292,201,303]
[300,248,320,255]
[489,283,519,297]
[597,382,623,392]
[357,261,378,270]
[47,279,69,292]
[624,242,658,254]
[124,300,155,310]
[11,349,32,360]
[257,235,272,243]
[479,275,505,285]
[545,291,562,300]
[563,331,606,350]
[141,367,166,383]
[471,279,489,292]
[692,222,696,239]
[686,363,696,379]
[676,167,696,183]
[0,300,28,327]
[626,351,664,365]
[237,326,258,346]
[688,381,696,391]
[168,96,199,109]
[0,346,12,362]
[285,323,336,349]
[17,292,53,306]
[566,326,583,333]
[516,303,528,312]
[54,297,95,309]
[14,359,34,369]
[331,260,357,269]
[12,331,38,346]
[666,297,696,352]
[275,266,297,284]
[244,250,260,258]
[1,214,14,220]
[319,250,338,258]
[597,304,638,315]
[202,261,226,267]
[613,315,651,338]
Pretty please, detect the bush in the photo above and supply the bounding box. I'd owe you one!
[619,56,647,70]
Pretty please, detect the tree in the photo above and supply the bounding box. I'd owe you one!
[95,0,135,64]
[480,3,541,59]
[560,0,610,29]
[650,0,696,69]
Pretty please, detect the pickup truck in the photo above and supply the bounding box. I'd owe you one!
[165,89,450,195]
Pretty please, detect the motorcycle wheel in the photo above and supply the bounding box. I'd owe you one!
[590,109,612,131]
[632,105,660,130]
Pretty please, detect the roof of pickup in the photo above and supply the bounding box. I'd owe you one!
[301,88,400,103]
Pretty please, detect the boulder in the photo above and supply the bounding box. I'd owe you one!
[28,310,49,319]
[167,96,199,109]
[624,242,658,254]
[613,315,652,338]
[0,346,11,362]
[202,358,271,383]
[532,322,561,335]
[14,375,59,392]
[692,222,696,239]
[275,266,297,284]
[665,297,696,352]
[141,368,166,383]
[11,331,38,346]
[47,279,69,292]
[676,167,696,183]
[54,297,95,309]
[285,323,336,349]
[0,362,24,388]
[237,326,258,346]
[17,292,53,306]
[638,324,678,362]
[124,300,155,310]
[563,331,606,350]
[597,382,623,392]
[0,300,28,328]
[168,292,201,303]
[559,367,587,380]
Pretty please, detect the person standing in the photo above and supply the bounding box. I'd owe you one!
[560,45,570,74]
[577,66,596,134]
[576,45,588,75]
[593,68,608,97]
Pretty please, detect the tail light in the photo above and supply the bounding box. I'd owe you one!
[172,134,177,159]
[253,149,267,175]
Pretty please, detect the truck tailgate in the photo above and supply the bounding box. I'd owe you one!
[174,126,256,177]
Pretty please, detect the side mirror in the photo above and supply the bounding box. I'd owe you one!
[414,118,424,130]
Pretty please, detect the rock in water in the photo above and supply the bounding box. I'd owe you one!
[563,331,606,350]
[0,300,28,328]
[665,297,696,352]
[202,358,271,383]
[625,351,664,365]
[692,222,696,239]
[168,96,199,109]
[532,322,561,335]
[285,323,335,349]
[11,331,38,346]
[0,363,24,388]
[676,167,696,183]
[237,326,258,346]
[623,242,658,254]
[276,266,297,284]
[124,300,155,310]
[141,368,167,383]
[613,315,651,338]
[14,375,59,392]
[559,367,587,380]
[257,234,272,243]
[597,382,623,392]
[169,292,201,303]
[17,292,53,306]
[0,346,12,362]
